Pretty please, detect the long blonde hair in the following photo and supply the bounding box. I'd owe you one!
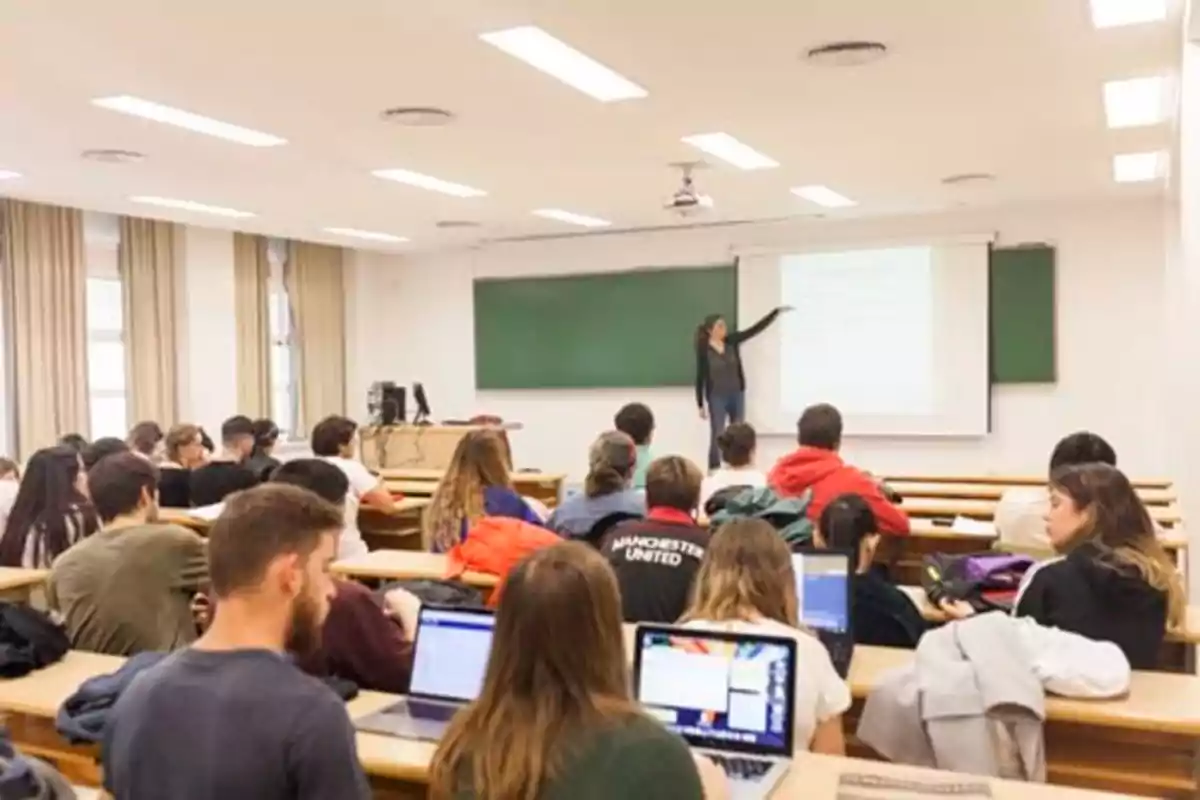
[1051,463,1185,627]
[423,430,513,551]
[681,518,799,627]
[429,542,638,800]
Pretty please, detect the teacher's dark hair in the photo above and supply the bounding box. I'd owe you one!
[694,313,723,350]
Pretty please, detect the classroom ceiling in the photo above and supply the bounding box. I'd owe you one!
[0,0,1183,251]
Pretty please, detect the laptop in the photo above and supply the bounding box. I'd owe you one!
[792,548,855,677]
[632,624,796,800]
[353,604,495,741]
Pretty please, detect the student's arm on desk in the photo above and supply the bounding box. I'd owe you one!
[348,460,395,512]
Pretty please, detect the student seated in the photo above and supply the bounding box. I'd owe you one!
[188,415,260,507]
[423,429,542,553]
[700,422,767,508]
[246,418,282,482]
[102,484,370,798]
[82,437,129,471]
[272,459,416,693]
[546,431,644,541]
[126,421,164,462]
[817,494,972,649]
[58,432,89,453]
[614,402,655,490]
[602,456,708,623]
[681,518,851,754]
[0,446,98,568]
[429,541,726,800]
[311,415,394,559]
[768,403,910,534]
[1015,463,1184,670]
[158,424,208,509]
[996,431,1117,552]
[47,453,208,655]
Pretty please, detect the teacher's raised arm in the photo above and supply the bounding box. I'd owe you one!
[693,306,790,470]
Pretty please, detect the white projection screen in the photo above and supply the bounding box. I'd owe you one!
[738,239,990,437]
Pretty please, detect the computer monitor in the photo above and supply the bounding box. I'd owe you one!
[631,625,796,757]
[408,606,495,702]
[791,551,852,634]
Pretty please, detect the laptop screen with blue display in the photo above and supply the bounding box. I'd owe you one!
[409,607,495,702]
[792,553,851,633]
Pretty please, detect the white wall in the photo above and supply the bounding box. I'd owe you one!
[348,198,1169,482]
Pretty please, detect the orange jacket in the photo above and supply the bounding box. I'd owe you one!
[768,446,910,535]
[445,517,560,606]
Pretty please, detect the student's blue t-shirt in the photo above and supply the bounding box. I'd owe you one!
[632,445,654,490]
[546,489,645,539]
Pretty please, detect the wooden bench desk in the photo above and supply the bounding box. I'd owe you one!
[160,498,431,546]
[890,481,1176,506]
[883,474,1174,490]
[376,468,566,508]
[0,567,49,603]
[900,497,1183,527]
[333,550,499,590]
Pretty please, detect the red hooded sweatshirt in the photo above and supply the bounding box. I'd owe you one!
[768,446,910,535]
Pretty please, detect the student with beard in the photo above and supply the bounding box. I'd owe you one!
[101,484,370,799]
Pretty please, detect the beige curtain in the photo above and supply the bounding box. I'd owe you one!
[233,232,271,417]
[286,240,346,433]
[0,200,89,458]
[118,216,179,426]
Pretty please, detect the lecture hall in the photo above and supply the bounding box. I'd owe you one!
[0,1,1197,798]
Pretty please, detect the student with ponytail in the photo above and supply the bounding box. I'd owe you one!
[546,432,644,540]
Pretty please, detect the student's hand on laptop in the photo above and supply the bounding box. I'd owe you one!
[693,754,731,800]
[383,587,422,639]
[937,599,976,620]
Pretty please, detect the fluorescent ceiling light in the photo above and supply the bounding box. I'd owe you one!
[372,168,487,198]
[323,227,409,243]
[0,170,21,181]
[1089,0,1167,28]
[532,208,612,228]
[92,95,287,147]
[1103,76,1169,128]
[129,196,255,218]
[479,26,647,102]
[790,185,856,208]
[1113,151,1165,182]
[681,133,779,170]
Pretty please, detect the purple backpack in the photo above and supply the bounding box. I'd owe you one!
[922,552,1036,612]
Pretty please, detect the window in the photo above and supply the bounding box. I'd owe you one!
[268,242,298,437]
[86,277,127,438]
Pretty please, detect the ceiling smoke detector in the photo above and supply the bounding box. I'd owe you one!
[941,172,997,187]
[81,149,146,164]
[805,41,888,67]
[380,107,456,127]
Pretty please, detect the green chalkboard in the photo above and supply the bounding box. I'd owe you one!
[474,265,737,389]
[990,245,1056,383]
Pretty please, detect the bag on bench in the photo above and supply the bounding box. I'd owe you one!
[922,552,1035,613]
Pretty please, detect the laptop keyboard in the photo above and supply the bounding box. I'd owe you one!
[710,754,772,781]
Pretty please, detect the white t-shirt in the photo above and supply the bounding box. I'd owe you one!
[700,468,767,509]
[680,616,851,750]
[320,456,377,559]
[994,487,1051,552]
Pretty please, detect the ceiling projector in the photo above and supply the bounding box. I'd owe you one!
[664,162,714,216]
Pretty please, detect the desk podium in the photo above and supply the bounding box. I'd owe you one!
[359,424,519,471]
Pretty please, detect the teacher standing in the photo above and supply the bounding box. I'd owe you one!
[695,306,790,470]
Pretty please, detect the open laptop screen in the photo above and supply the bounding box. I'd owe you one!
[792,552,851,633]
[632,626,796,757]
[408,607,495,702]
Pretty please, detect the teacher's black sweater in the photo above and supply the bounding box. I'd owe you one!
[694,308,783,408]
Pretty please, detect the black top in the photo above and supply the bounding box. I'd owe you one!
[601,518,709,623]
[853,567,931,650]
[189,462,260,507]
[158,468,191,509]
[694,308,783,408]
[245,454,281,483]
[1015,541,1169,670]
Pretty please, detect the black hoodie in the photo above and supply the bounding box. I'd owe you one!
[1015,540,1168,670]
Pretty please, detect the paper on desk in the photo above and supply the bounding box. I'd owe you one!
[950,516,995,536]
[189,503,225,522]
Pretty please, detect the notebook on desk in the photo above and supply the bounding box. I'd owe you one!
[792,549,855,677]
[353,605,495,741]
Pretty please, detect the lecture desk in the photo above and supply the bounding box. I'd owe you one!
[6,648,1191,797]
[333,550,498,590]
[376,468,566,508]
[889,481,1176,506]
[0,567,49,603]
[899,496,1183,527]
[882,473,1174,490]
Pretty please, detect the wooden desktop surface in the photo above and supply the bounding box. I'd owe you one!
[890,481,1175,505]
[160,497,431,532]
[900,497,1182,526]
[377,468,566,486]
[333,550,499,588]
[0,567,48,598]
[883,474,1173,490]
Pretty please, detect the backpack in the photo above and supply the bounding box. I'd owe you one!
[921,552,1035,613]
[379,579,485,609]
[707,486,814,549]
[0,604,69,679]
[447,517,560,607]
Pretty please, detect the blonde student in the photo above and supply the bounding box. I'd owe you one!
[429,541,727,800]
[680,519,850,755]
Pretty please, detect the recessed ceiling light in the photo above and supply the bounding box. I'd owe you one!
[1103,76,1169,128]
[129,196,255,218]
[81,148,146,164]
[681,133,779,171]
[323,227,409,243]
[372,168,487,198]
[790,185,856,208]
[1089,0,1167,28]
[1113,151,1166,182]
[532,209,612,228]
[93,96,286,147]
[479,26,647,102]
[806,41,888,67]
[0,170,21,181]
[379,107,455,127]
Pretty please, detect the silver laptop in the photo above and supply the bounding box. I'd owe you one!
[353,604,495,741]
[632,624,797,800]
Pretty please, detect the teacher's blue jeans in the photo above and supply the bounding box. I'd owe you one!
[707,391,746,470]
